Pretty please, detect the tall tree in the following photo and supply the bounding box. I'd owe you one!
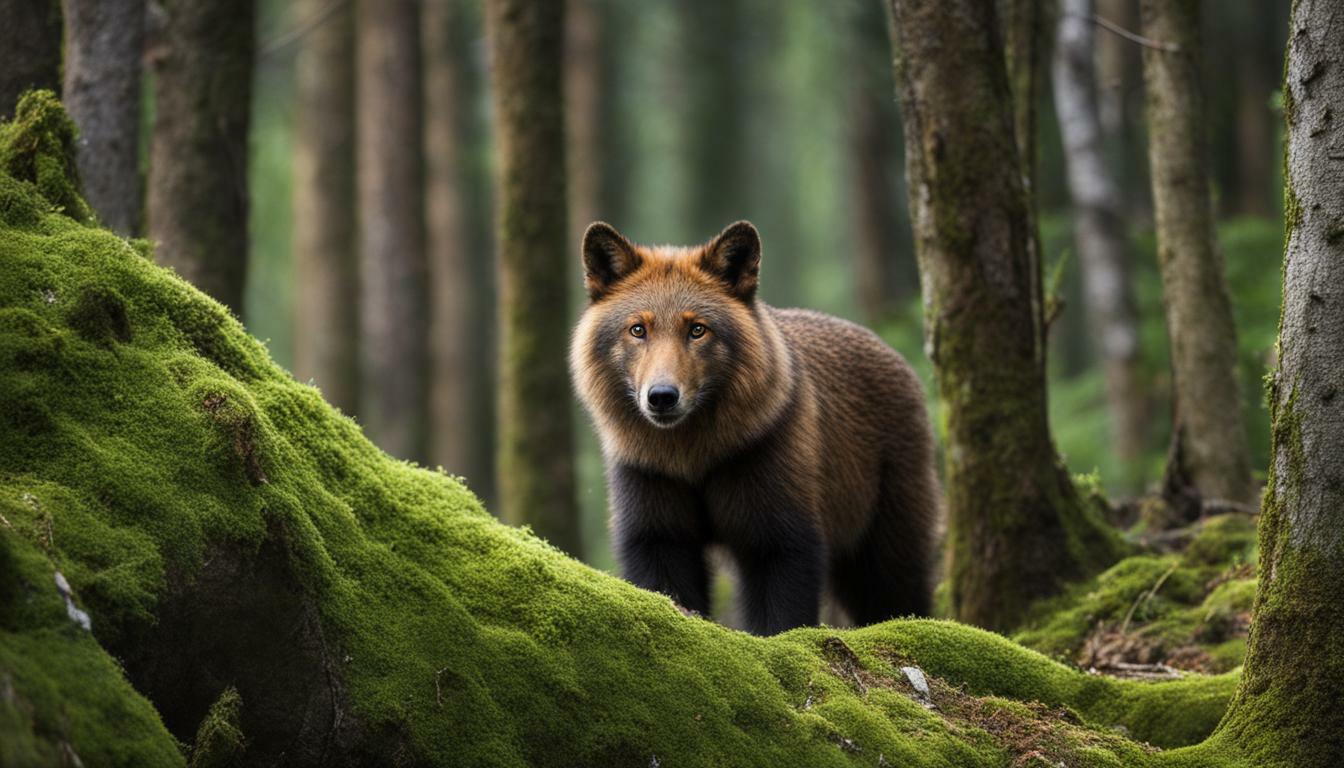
[146,0,255,316]
[848,0,913,327]
[423,0,496,500]
[1054,0,1147,478]
[1231,4,1276,217]
[1219,2,1344,762]
[1095,0,1149,218]
[677,0,748,242]
[565,0,602,240]
[889,0,1122,631]
[292,0,358,414]
[356,0,429,461]
[486,0,580,556]
[0,0,61,119]
[62,0,144,236]
[1139,0,1255,513]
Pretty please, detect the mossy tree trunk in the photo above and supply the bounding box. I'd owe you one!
[61,0,144,237]
[1219,2,1344,763]
[1139,0,1255,515]
[356,0,429,462]
[486,0,580,556]
[0,0,61,120]
[1054,0,1147,480]
[292,0,358,415]
[424,0,496,502]
[849,0,913,327]
[146,0,254,317]
[889,0,1122,632]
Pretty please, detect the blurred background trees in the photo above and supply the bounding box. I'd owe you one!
[16,0,1292,579]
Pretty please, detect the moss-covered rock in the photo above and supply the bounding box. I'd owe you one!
[0,97,1255,766]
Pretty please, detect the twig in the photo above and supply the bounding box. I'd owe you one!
[1201,497,1259,516]
[259,0,349,58]
[1121,559,1180,634]
[1075,13,1182,53]
[435,667,450,708]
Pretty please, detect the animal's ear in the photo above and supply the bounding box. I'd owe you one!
[701,221,761,302]
[582,222,641,301]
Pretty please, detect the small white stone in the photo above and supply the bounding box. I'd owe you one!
[901,666,930,697]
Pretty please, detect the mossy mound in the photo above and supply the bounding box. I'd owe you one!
[0,96,1252,766]
[1015,515,1258,675]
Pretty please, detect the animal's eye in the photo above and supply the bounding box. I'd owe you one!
[689,323,707,339]
[630,324,646,338]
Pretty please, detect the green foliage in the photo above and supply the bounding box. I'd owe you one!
[0,110,1256,766]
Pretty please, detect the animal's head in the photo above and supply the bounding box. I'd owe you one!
[572,220,767,430]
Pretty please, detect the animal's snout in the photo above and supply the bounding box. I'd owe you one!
[646,385,680,413]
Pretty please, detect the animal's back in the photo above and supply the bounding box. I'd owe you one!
[769,307,938,555]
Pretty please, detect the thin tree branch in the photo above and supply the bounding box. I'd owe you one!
[259,0,349,58]
[1072,12,1182,53]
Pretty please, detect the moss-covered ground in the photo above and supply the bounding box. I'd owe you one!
[0,93,1260,766]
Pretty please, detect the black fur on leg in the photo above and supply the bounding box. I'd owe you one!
[608,464,711,615]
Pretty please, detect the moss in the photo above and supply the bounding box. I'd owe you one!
[188,688,245,768]
[0,90,95,226]
[1015,515,1257,677]
[0,120,1256,766]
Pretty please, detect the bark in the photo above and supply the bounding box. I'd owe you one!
[424,0,496,501]
[1139,0,1255,513]
[1053,0,1147,477]
[356,0,429,461]
[565,0,602,239]
[848,0,913,327]
[678,0,748,241]
[1218,3,1344,763]
[292,0,358,415]
[486,0,580,556]
[1232,15,1275,217]
[1095,0,1149,217]
[889,0,1122,632]
[61,0,144,236]
[146,0,254,316]
[1001,0,1046,364]
[0,0,61,120]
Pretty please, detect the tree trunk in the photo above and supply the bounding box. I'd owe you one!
[292,0,357,415]
[848,0,912,328]
[678,0,747,242]
[1233,14,1275,217]
[1139,0,1255,514]
[1218,3,1344,763]
[1053,0,1147,479]
[61,0,144,236]
[356,0,429,461]
[0,0,61,120]
[424,0,496,501]
[1001,0,1046,364]
[486,0,580,556]
[1095,0,1149,218]
[565,0,602,240]
[146,0,254,316]
[889,0,1122,632]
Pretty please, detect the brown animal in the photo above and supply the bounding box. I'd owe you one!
[570,220,940,635]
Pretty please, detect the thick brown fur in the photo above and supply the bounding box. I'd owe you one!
[570,221,941,635]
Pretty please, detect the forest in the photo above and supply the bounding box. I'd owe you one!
[0,0,1340,766]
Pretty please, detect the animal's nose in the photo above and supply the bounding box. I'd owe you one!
[647,385,680,412]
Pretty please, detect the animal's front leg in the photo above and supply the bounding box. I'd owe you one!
[608,464,710,615]
[733,525,825,635]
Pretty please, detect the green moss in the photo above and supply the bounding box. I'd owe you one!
[0,90,95,226]
[188,688,245,768]
[1015,515,1258,678]
[0,122,1255,765]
